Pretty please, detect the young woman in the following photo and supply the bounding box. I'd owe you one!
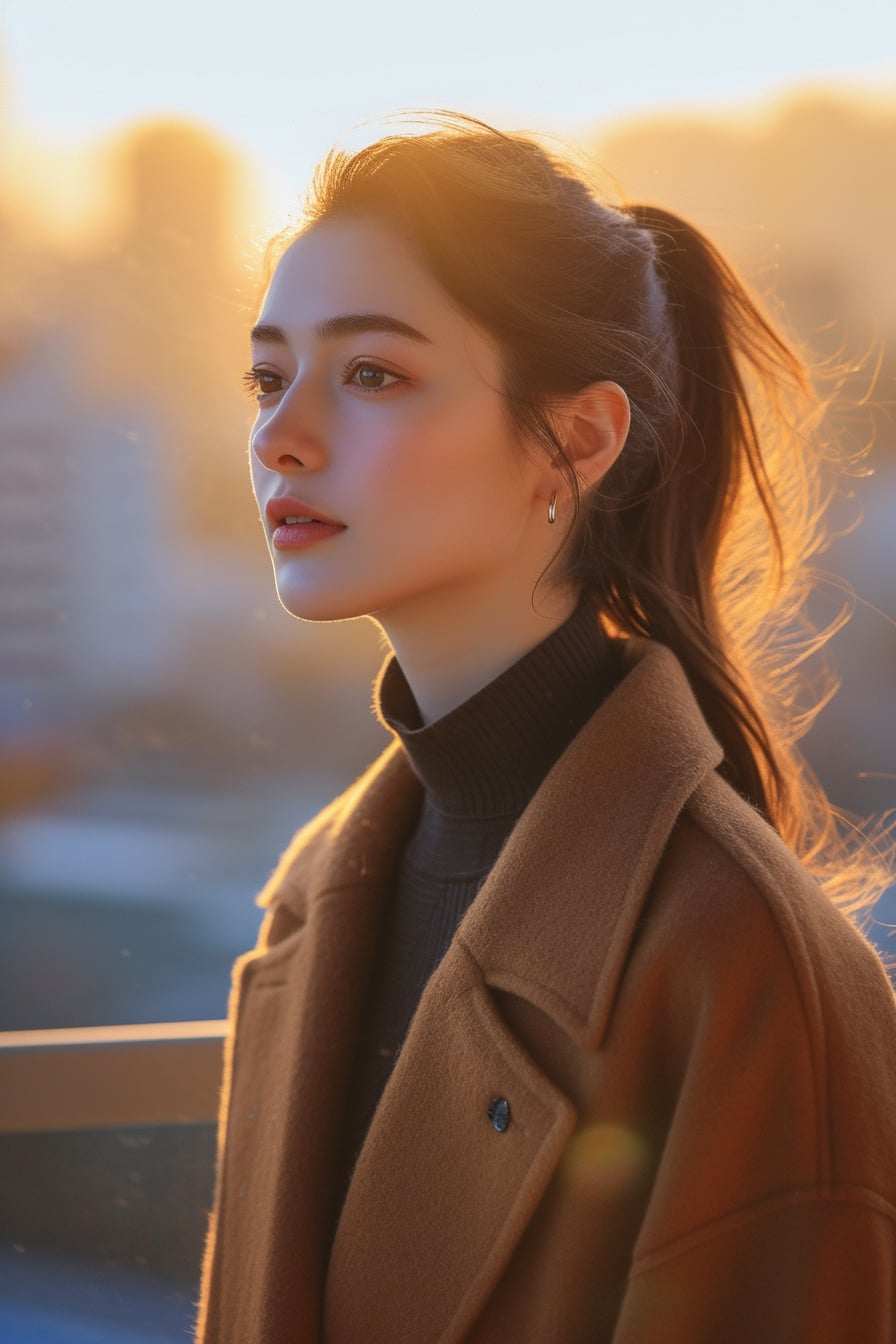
[194,112,896,1343]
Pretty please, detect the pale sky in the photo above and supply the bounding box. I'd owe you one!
[1,0,893,232]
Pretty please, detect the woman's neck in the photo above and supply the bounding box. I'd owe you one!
[371,581,581,725]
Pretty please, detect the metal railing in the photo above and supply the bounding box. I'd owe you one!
[0,1022,227,1134]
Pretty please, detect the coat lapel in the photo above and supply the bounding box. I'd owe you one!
[324,937,578,1344]
[199,742,423,1342]
[322,637,724,1343]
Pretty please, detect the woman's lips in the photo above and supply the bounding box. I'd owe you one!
[272,520,347,549]
[265,495,345,528]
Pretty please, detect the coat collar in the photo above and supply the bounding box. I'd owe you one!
[207,635,727,1344]
[255,635,724,1052]
[323,634,724,1343]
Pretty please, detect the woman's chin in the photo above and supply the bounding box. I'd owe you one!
[273,584,374,625]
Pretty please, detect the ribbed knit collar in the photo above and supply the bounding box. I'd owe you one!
[374,595,622,819]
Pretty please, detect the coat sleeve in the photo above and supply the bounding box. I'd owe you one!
[601,811,896,1344]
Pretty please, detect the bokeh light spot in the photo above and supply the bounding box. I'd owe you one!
[565,1122,648,1197]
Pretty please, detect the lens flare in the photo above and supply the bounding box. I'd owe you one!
[564,1122,648,1196]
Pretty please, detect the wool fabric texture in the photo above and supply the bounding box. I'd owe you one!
[194,625,896,1344]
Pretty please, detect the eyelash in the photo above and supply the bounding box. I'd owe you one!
[241,367,282,399]
[241,359,407,401]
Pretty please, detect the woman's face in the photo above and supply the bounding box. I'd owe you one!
[248,215,556,634]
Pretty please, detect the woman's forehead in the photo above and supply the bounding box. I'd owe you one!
[268,217,440,316]
[258,215,499,371]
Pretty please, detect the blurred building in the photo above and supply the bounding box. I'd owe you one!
[593,92,896,383]
[0,327,175,716]
[65,119,259,552]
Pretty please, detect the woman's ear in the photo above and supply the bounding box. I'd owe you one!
[547,381,630,495]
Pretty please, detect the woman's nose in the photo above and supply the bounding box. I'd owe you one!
[250,384,329,473]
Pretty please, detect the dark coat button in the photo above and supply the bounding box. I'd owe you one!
[488,1097,511,1132]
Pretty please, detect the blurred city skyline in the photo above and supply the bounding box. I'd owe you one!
[3,86,894,547]
[1,79,894,1035]
[2,0,894,236]
[1,86,893,733]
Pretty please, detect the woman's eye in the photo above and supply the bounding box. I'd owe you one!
[242,360,407,401]
[242,368,285,400]
[344,361,406,394]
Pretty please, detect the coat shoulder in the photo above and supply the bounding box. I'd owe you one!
[679,768,891,998]
[633,767,896,1191]
[250,738,420,938]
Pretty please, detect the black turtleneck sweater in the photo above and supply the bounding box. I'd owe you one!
[334,595,623,1213]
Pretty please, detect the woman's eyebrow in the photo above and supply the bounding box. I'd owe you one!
[249,313,433,346]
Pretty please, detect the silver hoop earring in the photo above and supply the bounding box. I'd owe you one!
[548,491,558,525]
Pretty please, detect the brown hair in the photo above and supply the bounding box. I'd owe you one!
[265,110,893,921]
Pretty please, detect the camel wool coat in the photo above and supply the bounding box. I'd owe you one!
[194,636,896,1343]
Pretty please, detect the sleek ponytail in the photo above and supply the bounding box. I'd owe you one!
[580,205,810,829]
[266,110,893,918]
